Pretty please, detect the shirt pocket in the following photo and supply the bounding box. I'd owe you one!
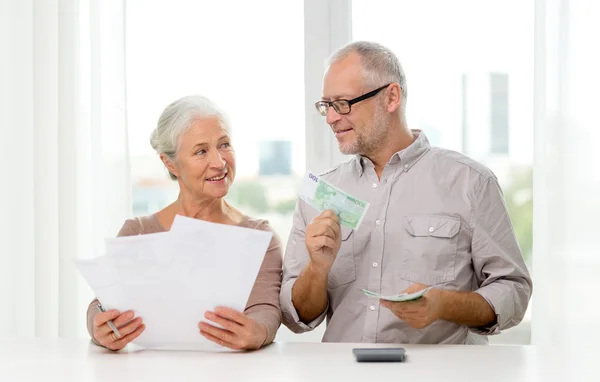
[328,227,356,289]
[400,214,460,285]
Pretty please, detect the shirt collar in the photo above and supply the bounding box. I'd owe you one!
[354,129,431,176]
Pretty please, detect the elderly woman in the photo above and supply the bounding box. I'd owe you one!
[86,96,283,351]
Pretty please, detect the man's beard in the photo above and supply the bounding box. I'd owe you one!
[339,105,388,156]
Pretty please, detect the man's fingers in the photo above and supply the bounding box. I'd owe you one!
[330,219,341,240]
[381,300,420,313]
[381,301,426,325]
[380,301,396,313]
[309,219,340,238]
[315,209,339,222]
[310,236,338,251]
[311,223,337,240]
[313,214,340,226]
[400,283,430,295]
[317,215,341,227]
[107,324,146,351]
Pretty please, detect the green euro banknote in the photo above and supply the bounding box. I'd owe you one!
[299,171,370,229]
[362,287,433,302]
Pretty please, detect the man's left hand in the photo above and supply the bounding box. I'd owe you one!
[380,283,444,329]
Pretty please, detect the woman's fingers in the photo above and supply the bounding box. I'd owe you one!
[93,310,119,328]
[94,310,136,337]
[203,311,243,334]
[92,309,142,351]
[199,329,240,350]
[198,322,236,344]
[113,311,136,328]
[200,308,264,350]
[114,317,143,337]
[213,307,250,326]
[106,324,146,351]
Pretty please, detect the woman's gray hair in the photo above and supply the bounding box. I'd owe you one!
[150,95,230,180]
[327,41,407,110]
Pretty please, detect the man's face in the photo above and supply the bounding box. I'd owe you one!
[321,53,389,156]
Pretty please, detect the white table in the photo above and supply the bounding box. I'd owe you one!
[0,338,596,382]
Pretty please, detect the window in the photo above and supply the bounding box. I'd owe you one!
[353,0,534,344]
[125,0,534,344]
[126,0,305,247]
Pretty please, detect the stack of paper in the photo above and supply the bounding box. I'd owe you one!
[75,215,272,350]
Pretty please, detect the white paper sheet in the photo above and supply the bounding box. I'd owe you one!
[75,215,272,350]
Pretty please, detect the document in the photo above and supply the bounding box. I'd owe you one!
[75,215,272,350]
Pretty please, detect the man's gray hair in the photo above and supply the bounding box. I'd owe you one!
[328,41,407,108]
[150,95,230,180]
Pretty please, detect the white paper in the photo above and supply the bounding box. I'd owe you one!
[75,215,272,350]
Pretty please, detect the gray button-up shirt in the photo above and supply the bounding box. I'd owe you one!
[280,131,532,344]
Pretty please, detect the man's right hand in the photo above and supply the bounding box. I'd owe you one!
[305,210,342,274]
[92,309,145,351]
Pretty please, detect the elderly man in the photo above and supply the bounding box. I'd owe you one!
[280,41,532,344]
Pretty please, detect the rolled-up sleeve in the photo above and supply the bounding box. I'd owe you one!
[280,199,328,333]
[470,176,533,335]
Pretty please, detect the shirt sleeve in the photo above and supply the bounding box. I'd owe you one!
[279,199,328,333]
[243,220,283,346]
[86,219,141,346]
[469,176,533,335]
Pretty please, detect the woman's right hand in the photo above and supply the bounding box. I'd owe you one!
[92,309,145,351]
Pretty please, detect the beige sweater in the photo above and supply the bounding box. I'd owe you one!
[87,214,283,347]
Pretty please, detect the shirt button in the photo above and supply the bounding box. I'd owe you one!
[369,305,376,311]
[372,262,378,268]
[372,183,378,189]
[375,219,381,226]
[404,164,409,170]
[428,227,435,233]
[292,240,297,245]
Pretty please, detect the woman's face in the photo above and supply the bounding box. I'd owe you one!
[169,117,235,200]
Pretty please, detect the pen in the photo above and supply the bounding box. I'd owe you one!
[97,302,121,339]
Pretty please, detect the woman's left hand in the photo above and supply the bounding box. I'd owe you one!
[199,307,267,350]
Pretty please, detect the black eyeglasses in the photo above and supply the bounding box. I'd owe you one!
[314,83,391,116]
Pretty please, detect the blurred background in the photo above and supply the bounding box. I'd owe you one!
[1,0,598,350]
